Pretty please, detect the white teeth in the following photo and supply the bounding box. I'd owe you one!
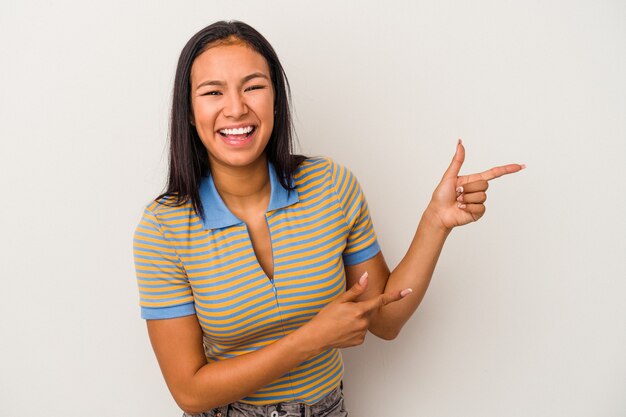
[219,126,254,135]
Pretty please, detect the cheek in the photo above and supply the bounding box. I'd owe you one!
[250,95,272,110]
[192,101,219,130]
[253,96,275,124]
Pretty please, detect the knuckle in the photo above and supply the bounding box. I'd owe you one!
[378,295,386,307]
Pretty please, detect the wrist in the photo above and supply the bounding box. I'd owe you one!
[422,204,454,235]
[289,322,326,358]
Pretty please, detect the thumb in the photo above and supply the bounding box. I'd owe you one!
[442,139,465,179]
[340,272,369,303]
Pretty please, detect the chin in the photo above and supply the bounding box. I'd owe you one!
[211,151,267,169]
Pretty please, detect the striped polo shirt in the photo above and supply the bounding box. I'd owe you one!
[133,157,380,405]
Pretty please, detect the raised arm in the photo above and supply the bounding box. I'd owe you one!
[146,273,406,414]
[346,139,525,340]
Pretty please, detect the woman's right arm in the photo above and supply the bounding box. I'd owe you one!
[147,313,310,414]
[148,273,405,415]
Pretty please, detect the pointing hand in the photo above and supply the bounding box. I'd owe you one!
[303,273,409,351]
[428,139,525,230]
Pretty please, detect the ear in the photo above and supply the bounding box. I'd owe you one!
[189,114,196,126]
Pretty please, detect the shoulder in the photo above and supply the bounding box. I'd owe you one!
[138,195,195,229]
[293,156,354,185]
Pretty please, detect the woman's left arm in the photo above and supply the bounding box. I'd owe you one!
[345,140,525,340]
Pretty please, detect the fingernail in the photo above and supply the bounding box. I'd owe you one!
[456,186,463,193]
[400,288,413,297]
[359,272,368,286]
[520,164,527,169]
[458,203,466,209]
[456,195,463,202]
[458,138,463,145]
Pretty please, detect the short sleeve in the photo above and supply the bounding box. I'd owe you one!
[329,160,381,266]
[133,207,195,319]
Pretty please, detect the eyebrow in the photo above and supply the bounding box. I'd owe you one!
[195,72,270,90]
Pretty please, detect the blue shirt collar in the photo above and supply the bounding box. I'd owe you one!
[198,161,299,230]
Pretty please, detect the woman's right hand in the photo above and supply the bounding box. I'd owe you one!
[146,273,407,414]
[300,273,409,352]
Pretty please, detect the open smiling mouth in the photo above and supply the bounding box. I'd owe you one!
[218,126,256,140]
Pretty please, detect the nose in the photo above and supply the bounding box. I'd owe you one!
[222,90,248,118]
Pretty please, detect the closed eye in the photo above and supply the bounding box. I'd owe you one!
[245,85,267,92]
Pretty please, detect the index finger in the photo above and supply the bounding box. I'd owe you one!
[358,290,408,314]
[475,163,526,182]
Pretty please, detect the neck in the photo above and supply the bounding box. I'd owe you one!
[209,155,271,215]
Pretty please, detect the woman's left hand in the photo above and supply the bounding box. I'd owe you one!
[426,139,525,231]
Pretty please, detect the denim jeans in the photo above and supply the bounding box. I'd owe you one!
[183,383,348,417]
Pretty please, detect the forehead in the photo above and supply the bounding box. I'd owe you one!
[190,43,271,86]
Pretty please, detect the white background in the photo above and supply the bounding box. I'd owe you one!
[1,1,625,416]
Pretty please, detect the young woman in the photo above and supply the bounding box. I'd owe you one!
[133,20,524,417]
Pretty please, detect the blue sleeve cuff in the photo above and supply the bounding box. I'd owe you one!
[342,241,381,266]
[141,302,196,320]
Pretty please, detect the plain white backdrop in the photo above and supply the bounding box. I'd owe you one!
[1,1,625,416]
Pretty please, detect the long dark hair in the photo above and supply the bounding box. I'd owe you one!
[158,20,306,219]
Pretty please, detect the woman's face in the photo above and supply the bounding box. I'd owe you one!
[190,42,275,170]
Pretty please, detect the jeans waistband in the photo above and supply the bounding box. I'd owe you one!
[191,382,344,417]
